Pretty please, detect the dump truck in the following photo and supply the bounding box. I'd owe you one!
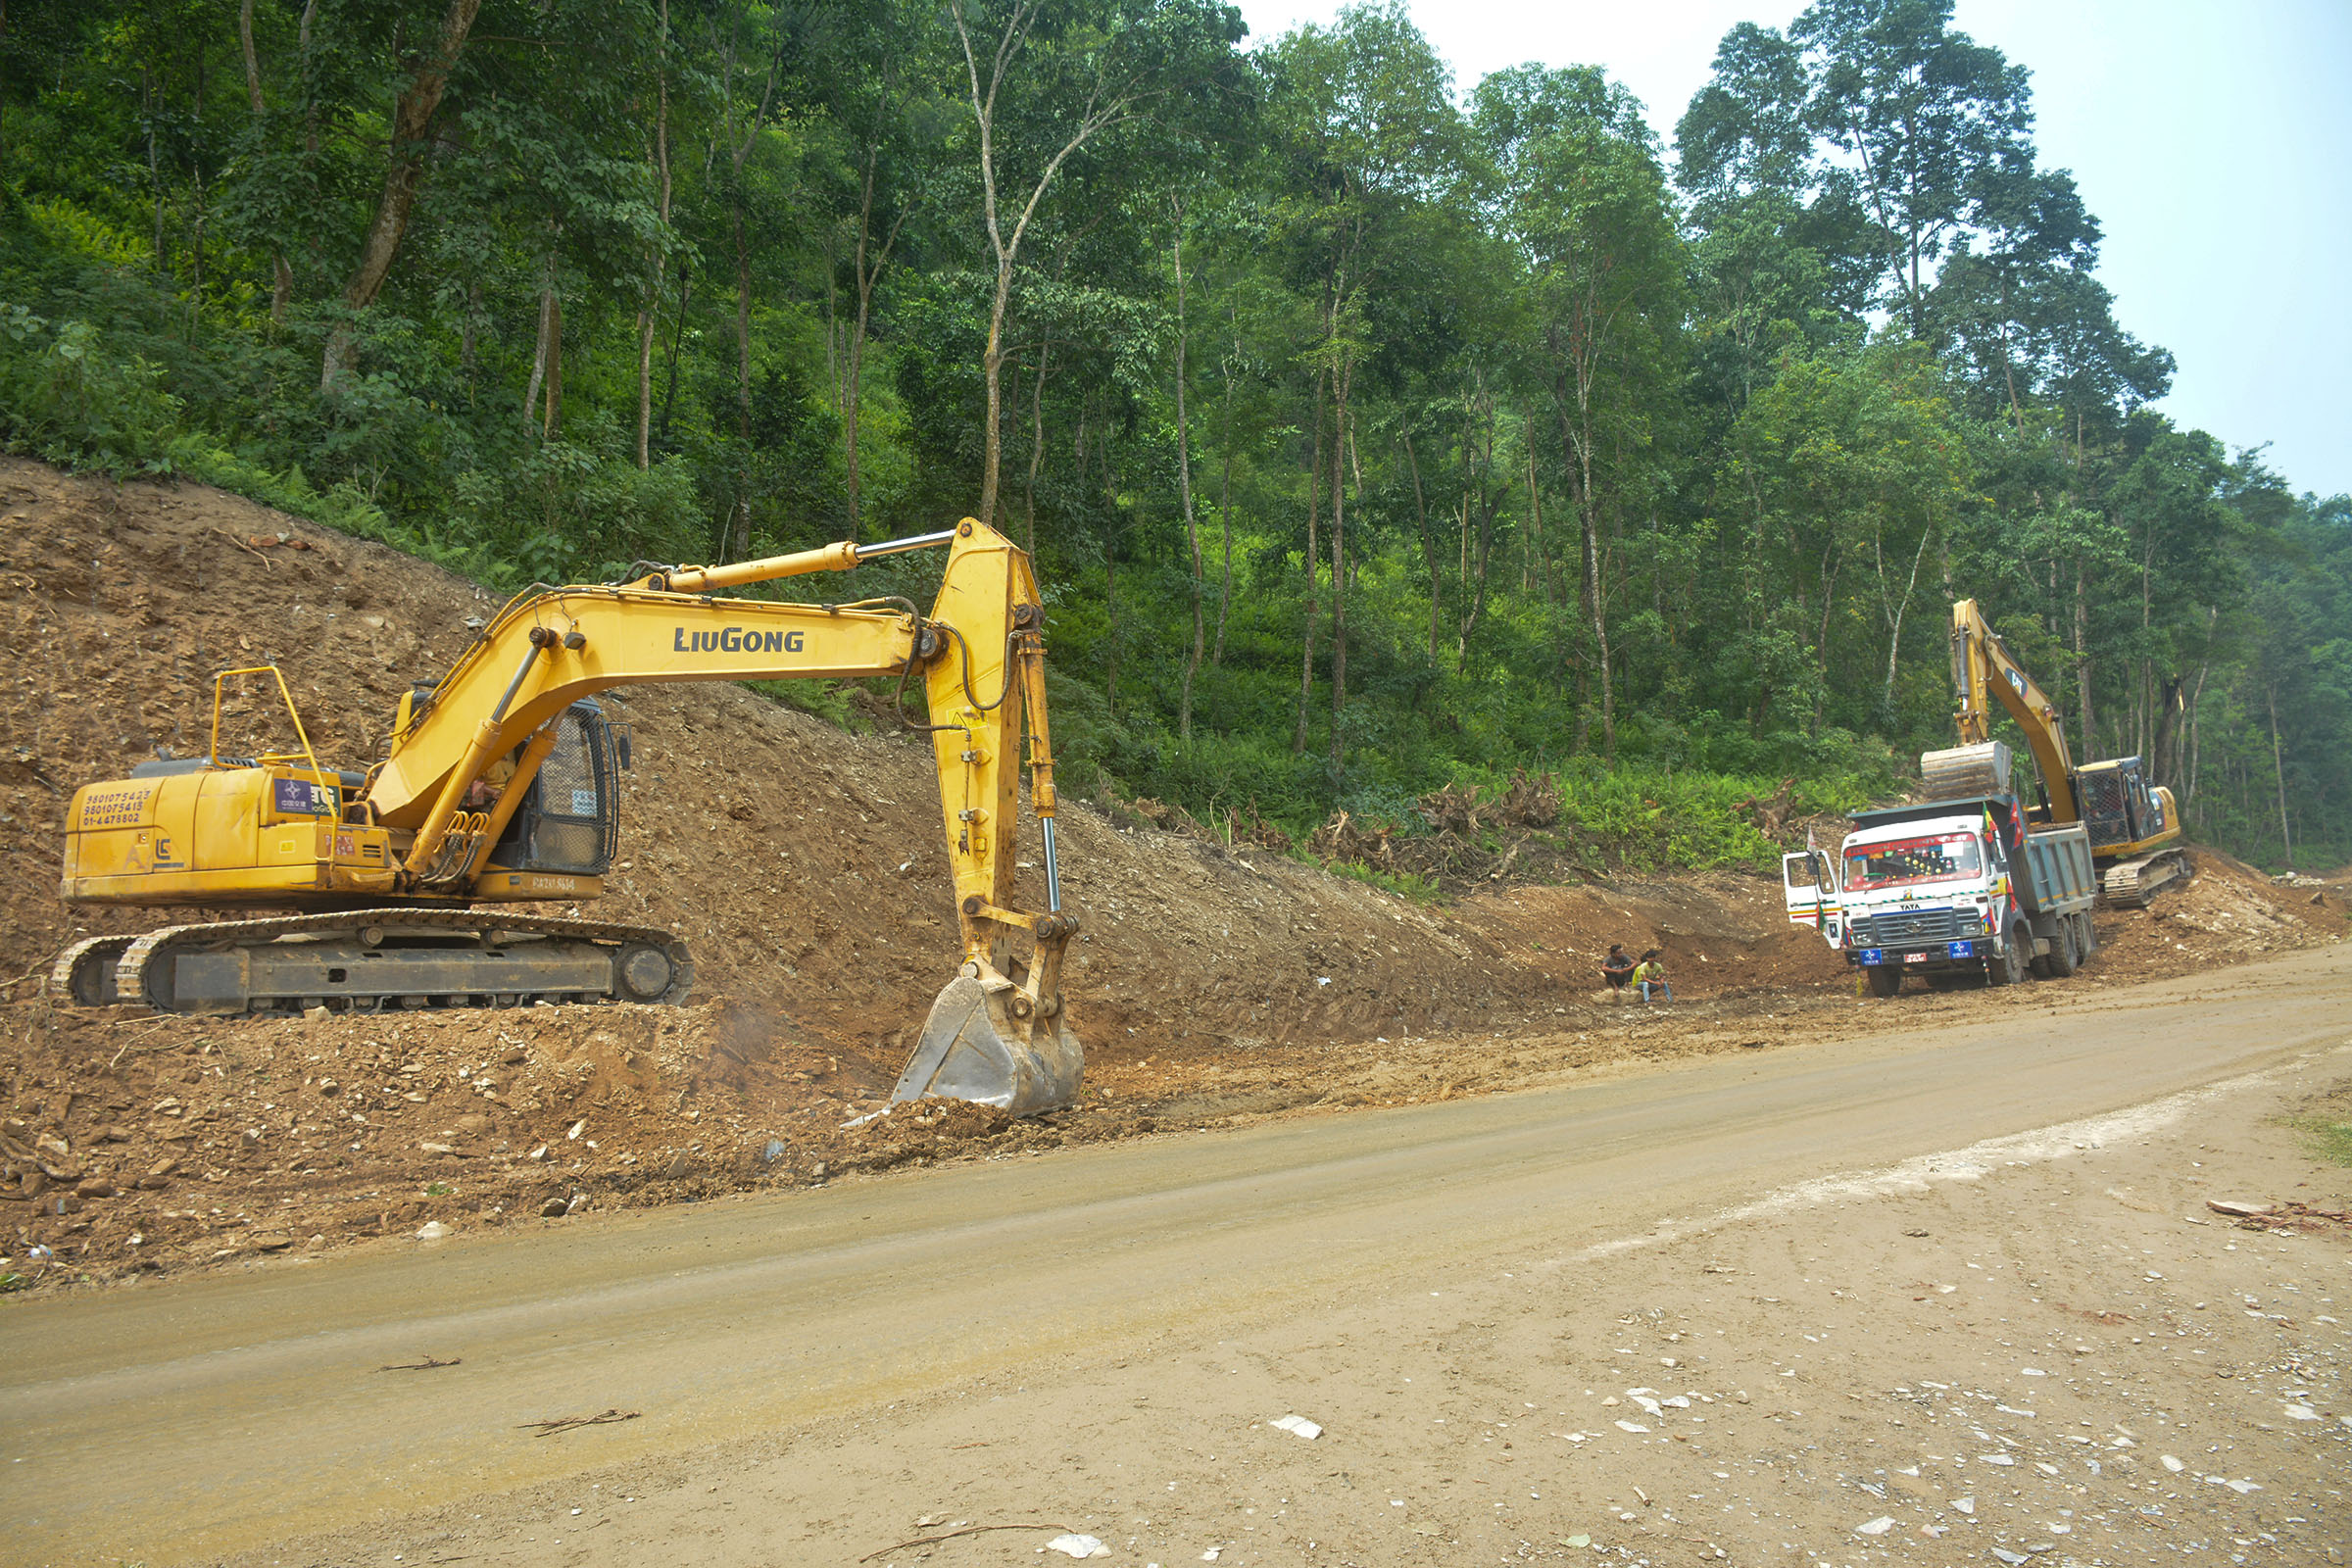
[52,517,1084,1116]
[1785,742,2099,996]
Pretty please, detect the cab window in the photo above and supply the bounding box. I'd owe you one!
[1843,833,1984,891]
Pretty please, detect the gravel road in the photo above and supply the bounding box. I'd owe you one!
[7,946,2349,1568]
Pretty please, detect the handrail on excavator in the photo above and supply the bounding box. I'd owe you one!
[635,527,957,595]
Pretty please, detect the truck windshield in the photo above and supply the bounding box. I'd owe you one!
[1843,833,1983,891]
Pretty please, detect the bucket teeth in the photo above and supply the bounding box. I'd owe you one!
[892,971,1081,1118]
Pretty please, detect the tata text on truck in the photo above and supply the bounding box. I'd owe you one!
[1785,742,2099,998]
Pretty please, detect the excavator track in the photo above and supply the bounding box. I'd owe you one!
[54,909,693,1015]
[2099,848,2191,909]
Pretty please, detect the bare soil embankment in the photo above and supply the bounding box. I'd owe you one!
[0,457,2342,1287]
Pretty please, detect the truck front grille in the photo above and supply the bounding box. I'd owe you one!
[1850,908,1964,948]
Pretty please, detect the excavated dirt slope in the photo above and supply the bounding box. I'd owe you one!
[0,457,2343,1287]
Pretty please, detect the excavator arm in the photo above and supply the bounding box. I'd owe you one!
[1942,598,2078,820]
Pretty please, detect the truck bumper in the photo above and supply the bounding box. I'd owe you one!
[1848,942,1982,968]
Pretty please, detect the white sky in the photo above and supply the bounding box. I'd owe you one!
[1235,0,2352,501]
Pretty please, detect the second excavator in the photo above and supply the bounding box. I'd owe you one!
[50,516,1083,1116]
[1922,599,2189,906]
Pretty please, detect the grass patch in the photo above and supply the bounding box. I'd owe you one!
[1324,859,1444,903]
[2292,1114,2352,1169]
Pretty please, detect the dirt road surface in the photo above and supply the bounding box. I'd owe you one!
[8,947,2348,1568]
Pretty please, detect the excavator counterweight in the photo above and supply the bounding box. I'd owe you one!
[54,517,1084,1116]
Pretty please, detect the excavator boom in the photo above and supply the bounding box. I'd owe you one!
[55,517,1084,1115]
[1937,600,2078,818]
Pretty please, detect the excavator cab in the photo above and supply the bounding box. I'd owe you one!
[2073,757,2161,853]
[484,701,625,879]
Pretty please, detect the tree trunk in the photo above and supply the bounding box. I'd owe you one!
[2151,676,2184,787]
[541,290,562,439]
[2267,683,2293,870]
[1402,428,1438,660]
[1212,305,1239,665]
[635,0,671,470]
[1101,431,1122,716]
[660,256,691,448]
[236,0,295,322]
[1810,551,1838,736]
[714,0,783,553]
[2138,521,2156,760]
[1294,367,1325,756]
[844,148,909,535]
[845,270,872,530]
[1455,392,1498,674]
[524,249,561,438]
[2185,610,2214,805]
[1171,210,1205,742]
[731,184,754,557]
[1879,524,1932,717]
[147,69,166,272]
[1571,401,1614,760]
[460,276,479,391]
[1327,356,1351,783]
[1022,339,1050,555]
[2073,555,2094,754]
[322,0,483,389]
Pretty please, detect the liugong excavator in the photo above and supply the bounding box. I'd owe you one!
[1922,599,2188,906]
[51,516,1083,1116]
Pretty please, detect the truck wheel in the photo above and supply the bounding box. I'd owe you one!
[1864,964,1903,999]
[2045,918,2080,978]
[1988,928,2028,987]
[2073,911,2097,961]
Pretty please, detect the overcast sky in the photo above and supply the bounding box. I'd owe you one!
[1233,0,2352,502]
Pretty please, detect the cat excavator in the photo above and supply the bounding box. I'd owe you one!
[1920,599,2189,907]
[50,516,1084,1116]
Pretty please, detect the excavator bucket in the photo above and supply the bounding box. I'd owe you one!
[890,969,1083,1118]
[1921,742,2011,799]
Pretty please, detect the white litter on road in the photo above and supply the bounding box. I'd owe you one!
[1269,1414,1323,1440]
[1047,1535,1109,1559]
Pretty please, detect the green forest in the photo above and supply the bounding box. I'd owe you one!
[3,0,2346,872]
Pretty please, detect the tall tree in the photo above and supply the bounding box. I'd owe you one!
[321,0,484,389]
[1477,63,1683,758]
[948,0,1241,529]
[1791,0,2031,335]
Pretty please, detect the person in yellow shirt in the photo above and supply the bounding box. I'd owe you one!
[1632,950,1673,1004]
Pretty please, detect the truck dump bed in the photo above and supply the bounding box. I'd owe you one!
[2017,825,2096,916]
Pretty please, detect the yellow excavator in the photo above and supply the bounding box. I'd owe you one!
[1921,599,2188,907]
[51,516,1084,1116]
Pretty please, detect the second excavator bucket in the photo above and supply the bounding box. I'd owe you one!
[891,967,1083,1119]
